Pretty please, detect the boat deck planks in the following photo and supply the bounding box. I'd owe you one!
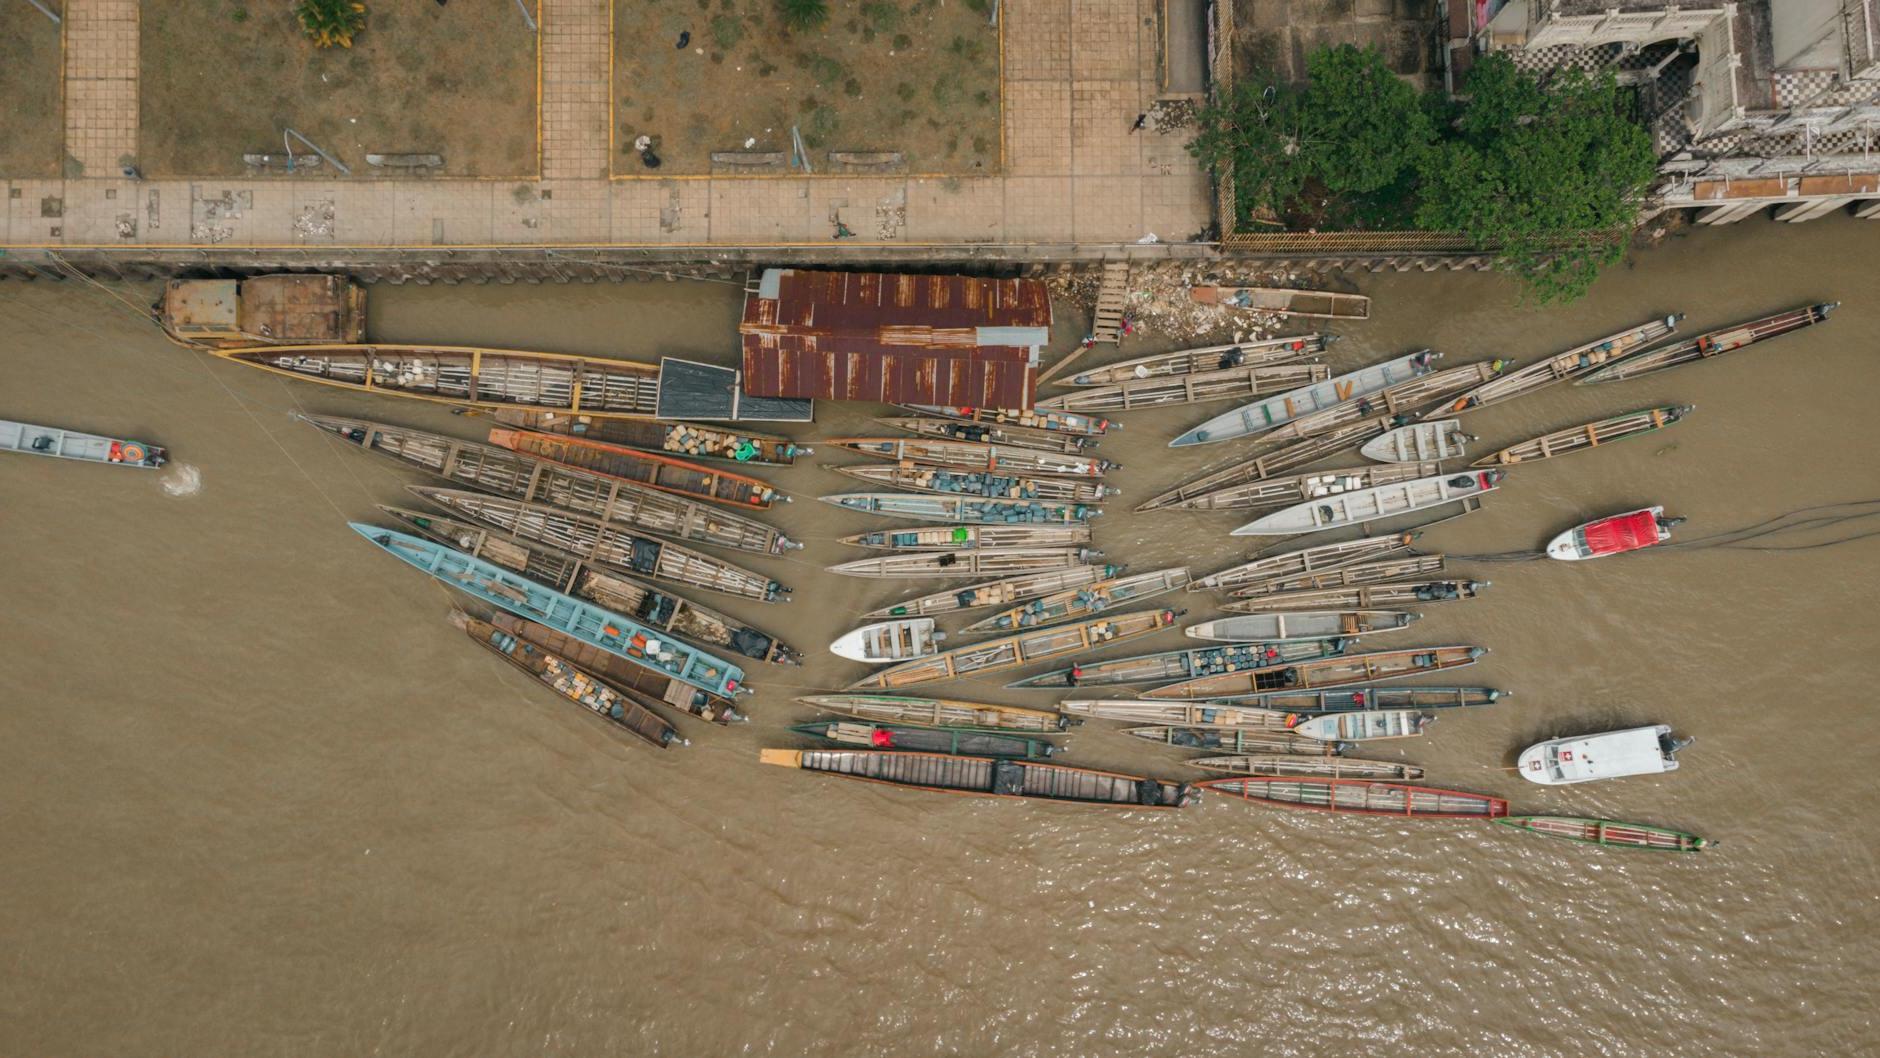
[1577,303,1834,386]
[1201,777,1508,817]
[1470,406,1692,468]
[1037,362,1331,414]
[761,748,1191,807]
[862,564,1121,619]
[829,548,1098,578]
[963,567,1191,635]
[490,428,783,509]
[1139,645,1487,700]
[219,343,663,416]
[1192,534,1419,593]
[847,608,1182,689]
[1223,580,1487,613]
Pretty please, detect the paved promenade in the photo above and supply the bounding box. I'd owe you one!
[2,0,1211,251]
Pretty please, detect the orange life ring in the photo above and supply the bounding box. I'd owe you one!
[120,442,147,463]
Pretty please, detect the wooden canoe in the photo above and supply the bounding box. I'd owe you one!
[490,428,783,509]
[1469,405,1692,468]
[217,343,663,416]
[1224,580,1488,614]
[489,611,744,724]
[408,486,786,601]
[827,437,1113,477]
[832,464,1116,504]
[1230,554,1447,597]
[1201,686,1504,714]
[897,404,1113,437]
[1200,777,1508,818]
[303,415,797,555]
[1185,611,1417,642]
[797,694,1073,733]
[382,506,803,666]
[1170,351,1438,448]
[1496,816,1712,852]
[1232,471,1501,536]
[829,619,944,663]
[1291,710,1429,741]
[963,567,1192,635]
[759,748,1192,807]
[1433,316,1683,415]
[828,548,1099,579]
[790,721,1058,760]
[0,419,166,468]
[847,608,1183,690]
[1064,699,1296,729]
[1163,461,1441,513]
[876,416,1097,455]
[490,409,803,466]
[453,612,684,748]
[1192,534,1419,592]
[1578,303,1834,386]
[1191,285,1371,320]
[1121,726,1337,755]
[1137,418,1400,512]
[1036,363,1331,414]
[1067,336,1332,385]
[1013,640,1348,689]
[820,493,1098,525]
[1257,362,1503,446]
[862,564,1122,620]
[840,523,1092,552]
[1360,421,1473,463]
[1139,645,1487,700]
[1192,755,1425,780]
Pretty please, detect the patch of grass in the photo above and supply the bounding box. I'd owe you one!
[711,14,745,49]
[778,0,828,31]
[804,53,848,84]
[895,81,916,102]
[0,18,62,178]
[892,33,913,49]
[862,1,902,32]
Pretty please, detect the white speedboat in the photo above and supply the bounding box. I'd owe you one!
[830,619,945,664]
[1518,725,1690,785]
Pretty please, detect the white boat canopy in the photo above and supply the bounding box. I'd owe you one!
[1518,725,1681,785]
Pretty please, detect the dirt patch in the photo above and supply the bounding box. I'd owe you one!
[613,0,1000,176]
[0,16,63,178]
[139,1,537,178]
[1047,262,1347,344]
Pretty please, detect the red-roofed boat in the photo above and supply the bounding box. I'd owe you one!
[1546,505,1682,561]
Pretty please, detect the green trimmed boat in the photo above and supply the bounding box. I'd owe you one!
[791,720,1058,760]
[1497,816,1710,852]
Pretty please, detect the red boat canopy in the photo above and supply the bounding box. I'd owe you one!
[1582,509,1661,556]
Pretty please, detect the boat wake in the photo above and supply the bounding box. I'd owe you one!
[159,463,203,498]
[1452,499,1880,561]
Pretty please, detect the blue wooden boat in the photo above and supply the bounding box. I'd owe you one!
[352,523,748,697]
[0,418,166,468]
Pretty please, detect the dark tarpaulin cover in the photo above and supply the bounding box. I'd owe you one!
[1581,509,1661,556]
[656,358,814,422]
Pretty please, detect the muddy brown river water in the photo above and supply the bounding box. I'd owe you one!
[2,219,1876,1057]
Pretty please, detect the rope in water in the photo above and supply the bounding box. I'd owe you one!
[1449,500,1880,562]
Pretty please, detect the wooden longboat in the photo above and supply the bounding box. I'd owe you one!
[831,464,1116,504]
[1232,471,1501,536]
[1192,755,1425,780]
[797,693,1074,733]
[303,415,797,555]
[1015,639,1347,689]
[820,493,1098,525]
[1200,777,1507,818]
[1171,351,1438,448]
[1224,580,1488,614]
[862,565,1122,620]
[409,487,786,601]
[1255,362,1503,445]
[847,608,1183,690]
[1067,336,1332,385]
[1138,419,1397,512]
[829,619,944,664]
[490,612,744,724]
[1198,685,1503,714]
[1191,285,1371,320]
[759,748,1193,808]
[1192,534,1419,592]
[897,404,1113,438]
[1578,303,1834,386]
[1469,406,1692,468]
[489,409,804,466]
[1496,816,1711,852]
[1185,610,1417,643]
[790,721,1058,760]
[490,428,783,509]
[963,567,1191,635]
[217,343,663,417]
[382,507,803,666]
[160,274,366,349]
[1432,316,1682,416]
[452,612,684,748]
[876,416,1097,454]
[829,548,1099,579]
[1121,726,1338,755]
[1360,421,1473,463]
[1164,461,1441,513]
[1231,554,1447,597]
[827,437,1114,477]
[1036,362,1332,414]
[840,523,1092,552]
[1292,710,1430,741]
[1139,645,1487,701]
[1064,699,1296,729]
[0,419,166,468]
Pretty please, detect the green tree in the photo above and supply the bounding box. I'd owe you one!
[1189,76,1307,224]
[1296,44,1433,198]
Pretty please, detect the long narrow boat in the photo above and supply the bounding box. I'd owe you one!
[797,694,1074,733]
[1232,471,1501,536]
[963,567,1192,634]
[303,415,797,555]
[1013,640,1348,689]
[1139,645,1487,701]
[1185,611,1417,643]
[381,507,803,666]
[489,409,804,466]
[862,564,1122,620]
[898,404,1113,438]
[409,487,786,601]
[1063,699,1297,729]
[831,464,1115,504]
[452,612,684,748]
[1036,362,1331,414]
[1258,362,1504,445]
[827,438,1114,477]
[759,748,1193,808]
[1292,710,1429,741]
[1230,554,1447,597]
[840,523,1092,552]
[1360,421,1473,463]
[0,418,167,468]
[1200,777,1508,818]
[1434,316,1682,415]
[217,343,663,416]
[1171,351,1438,448]
[1223,580,1488,614]
[1121,726,1338,755]
[1192,755,1424,780]
[877,416,1097,454]
[1191,285,1371,320]
[829,548,1098,579]
[790,721,1058,760]
[490,612,744,724]
[1163,461,1440,513]
[1578,303,1834,386]
[1192,534,1419,592]
[490,428,783,509]
[821,493,1098,525]
[353,524,748,696]
[1138,418,1400,512]
[1067,336,1332,385]
[1469,406,1692,468]
[1496,816,1712,852]
[829,619,944,664]
[848,609,1183,690]
[1211,686,1504,715]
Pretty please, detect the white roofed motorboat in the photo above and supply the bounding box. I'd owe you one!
[1518,725,1689,785]
[1359,421,1472,463]
[1232,470,1502,536]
